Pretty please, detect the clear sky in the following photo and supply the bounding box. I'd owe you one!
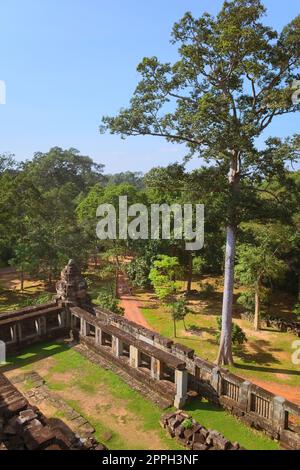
[0,0,299,173]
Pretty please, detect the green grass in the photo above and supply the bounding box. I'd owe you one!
[3,342,180,450]
[2,341,281,450]
[186,399,279,450]
[142,305,300,389]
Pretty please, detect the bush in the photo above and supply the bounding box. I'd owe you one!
[19,292,54,308]
[238,287,270,317]
[126,257,151,289]
[96,290,124,315]
[294,302,300,320]
[215,317,247,345]
[171,298,188,330]
[181,418,193,430]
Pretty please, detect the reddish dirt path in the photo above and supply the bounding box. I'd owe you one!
[118,273,153,330]
[247,378,300,405]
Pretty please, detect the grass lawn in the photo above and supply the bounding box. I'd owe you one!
[2,341,280,450]
[2,342,180,450]
[139,276,300,397]
[141,303,300,391]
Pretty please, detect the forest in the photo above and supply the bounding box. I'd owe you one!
[1,145,299,325]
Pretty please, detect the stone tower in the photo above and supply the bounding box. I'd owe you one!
[56,259,95,314]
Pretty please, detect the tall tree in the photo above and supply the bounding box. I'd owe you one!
[101,0,300,364]
[236,241,286,330]
[149,255,181,337]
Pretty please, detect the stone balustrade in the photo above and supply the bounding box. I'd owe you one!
[1,260,299,450]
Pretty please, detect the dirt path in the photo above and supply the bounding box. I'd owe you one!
[247,377,300,405]
[118,273,153,330]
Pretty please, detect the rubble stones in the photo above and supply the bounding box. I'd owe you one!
[161,411,243,451]
[0,372,107,451]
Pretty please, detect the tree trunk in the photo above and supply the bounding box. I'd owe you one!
[186,253,193,292]
[115,254,121,298]
[216,151,240,366]
[254,284,261,331]
[20,268,24,292]
[183,317,187,331]
[115,267,119,298]
[48,269,52,287]
[217,226,235,365]
[173,318,177,338]
[94,253,98,268]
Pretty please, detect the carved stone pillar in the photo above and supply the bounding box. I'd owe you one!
[174,369,188,409]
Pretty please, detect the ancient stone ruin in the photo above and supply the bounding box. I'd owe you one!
[0,259,300,450]
[56,259,95,314]
[161,411,242,450]
[0,372,106,450]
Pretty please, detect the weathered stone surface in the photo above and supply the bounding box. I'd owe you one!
[162,411,241,451]
[0,372,106,451]
[192,442,208,451]
[2,258,300,450]
[56,259,95,314]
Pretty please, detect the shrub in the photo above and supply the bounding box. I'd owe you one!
[170,298,188,331]
[19,292,54,308]
[96,290,124,315]
[215,317,247,345]
[181,418,193,430]
[294,302,300,320]
[126,257,151,289]
[238,287,270,317]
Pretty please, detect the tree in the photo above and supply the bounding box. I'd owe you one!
[171,298,189,337]
[126,256,151,289]
[24,147,105,195]
[9,242,39,291]
[236,235,287,330]
[101,0,300,364]
[105,171,144,189]
[76,183,105,267]
[96,290,124,315]
[149,255,181,337]
[80,183,145,296]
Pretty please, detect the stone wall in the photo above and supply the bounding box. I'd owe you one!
[0,372,106,450]
[0,301,69,353]
[73,305,300,450]
[1,260,300,450]
[265,315,300,337]
[161,411,242,450]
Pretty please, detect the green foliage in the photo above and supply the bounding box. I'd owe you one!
[181,418,193,430]
[101,0,300,361]
[19,292,54,308]
[149,255,181,302]
[237,287,270,316]
[96,290,124,315]
[171,298,188,323]
[216,317,247,346]
[126,257,151,289]
[293,302,300,320]
[192,256,206,275]
[102,1,300,185]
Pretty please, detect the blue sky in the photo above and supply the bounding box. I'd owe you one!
[0,0,299,173]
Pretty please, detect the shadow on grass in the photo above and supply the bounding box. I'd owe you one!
[234,363,300,377]
[185,398,222,414]
[0,340,71,373]
[233,340,281,367]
